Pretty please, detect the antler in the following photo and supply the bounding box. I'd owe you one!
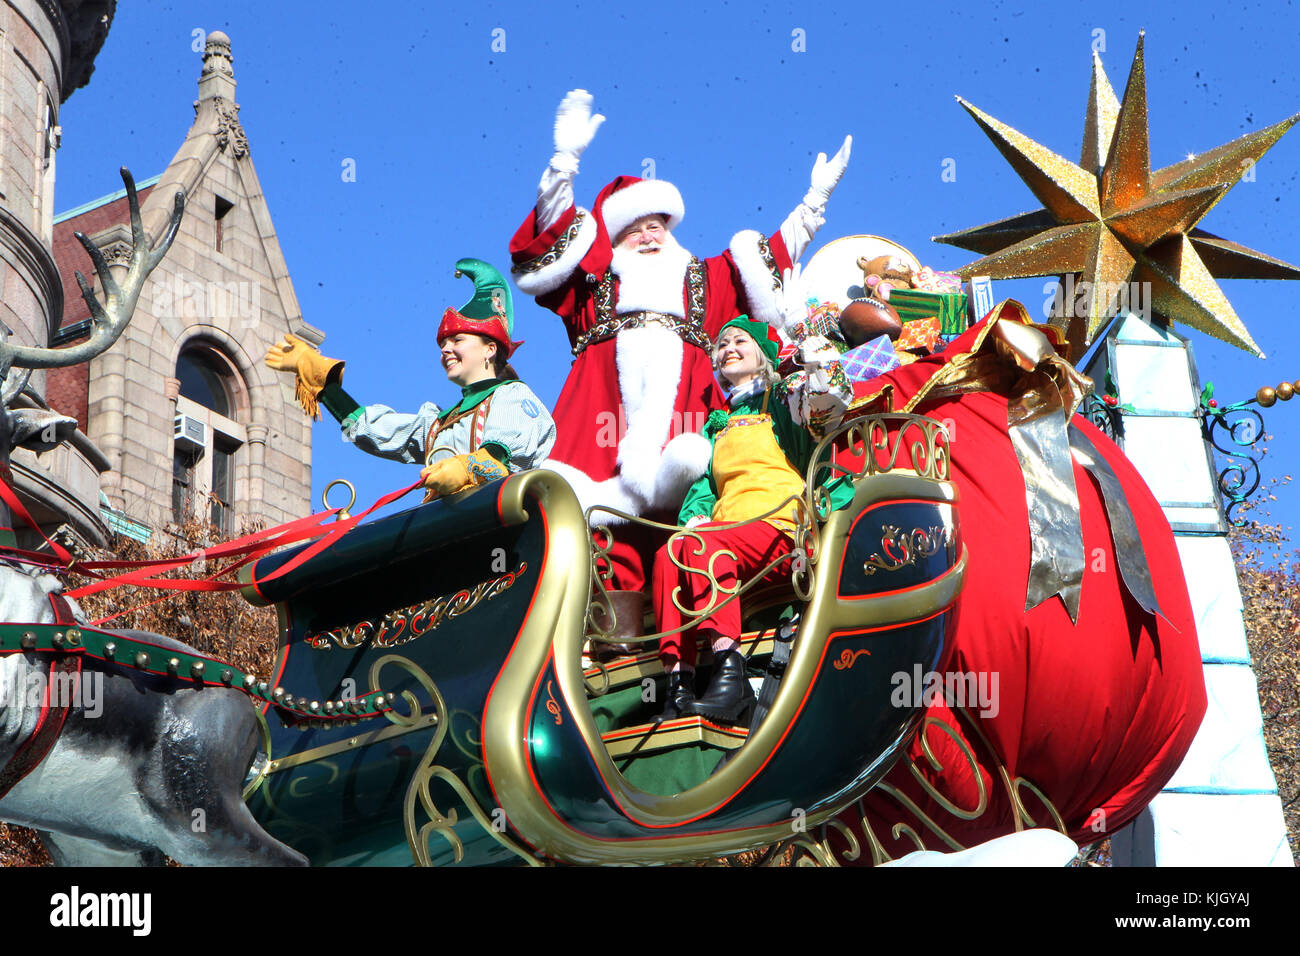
[0,364,32,406]
[2,167,185,371]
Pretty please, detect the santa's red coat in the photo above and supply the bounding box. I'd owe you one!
[509,203,793,526]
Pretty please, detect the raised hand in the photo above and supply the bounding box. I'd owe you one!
[779,264,810,336]
[265,334,316,374]
[265,334,343,419]
[551,89,605,172]
[808,135,853,205]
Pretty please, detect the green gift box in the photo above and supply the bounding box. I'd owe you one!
[889,289,969,335]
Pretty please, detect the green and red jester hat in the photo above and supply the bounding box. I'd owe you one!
[437,258,524,357]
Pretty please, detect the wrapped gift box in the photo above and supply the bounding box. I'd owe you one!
[839,334,901,382]
[894,315,942,352]
[888,289,970,335]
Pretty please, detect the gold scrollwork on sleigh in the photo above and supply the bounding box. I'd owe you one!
[577,413,953,696]
[580,493,818,697]
[368,654,542,867]
[864,525,949,575]
[305,562,527,650]
[806,413,951,521]
[765,706,1068,867]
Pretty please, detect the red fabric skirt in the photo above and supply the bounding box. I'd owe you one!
[832,317,1207,857]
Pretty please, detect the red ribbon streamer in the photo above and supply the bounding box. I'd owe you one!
[1,473,422,615]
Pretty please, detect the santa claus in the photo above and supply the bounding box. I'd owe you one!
[510,89,850,596]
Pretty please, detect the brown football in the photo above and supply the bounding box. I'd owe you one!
[840,296,903,346]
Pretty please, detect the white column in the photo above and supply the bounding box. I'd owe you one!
[1084,312,1292,866]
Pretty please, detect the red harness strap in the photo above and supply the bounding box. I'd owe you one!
[0,476,74,565]
[0,475,421,792]
[0,594,83,800]
[0,471,421,623]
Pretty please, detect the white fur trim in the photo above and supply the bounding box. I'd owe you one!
[730,229,785,328]
[512,206,598,297]
[609,234,693,317]
[615,326,684,505]
[602,180,685,242]
[541,431,710,527]
[539,461,642,527]
[654,432,712,505]
[540,322,710,524]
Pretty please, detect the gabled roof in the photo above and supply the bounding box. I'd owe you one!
[50,30,321,345]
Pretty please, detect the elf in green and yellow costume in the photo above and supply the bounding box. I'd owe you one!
[266,259,555,499]
[653,316,852,724]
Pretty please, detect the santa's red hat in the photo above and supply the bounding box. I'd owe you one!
[580,175,686,277]
[597,176,685,240]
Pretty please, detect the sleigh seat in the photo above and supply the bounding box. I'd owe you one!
[580,396,945,795]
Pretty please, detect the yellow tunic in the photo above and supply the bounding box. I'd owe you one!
[709,413,805,535]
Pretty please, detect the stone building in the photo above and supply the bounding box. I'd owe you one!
[46,30,321,540]
[1,0,116,548]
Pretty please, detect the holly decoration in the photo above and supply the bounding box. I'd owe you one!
[1199,382,1229,417]
[1099,369,1135,413]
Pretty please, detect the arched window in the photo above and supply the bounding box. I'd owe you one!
[172,343,246,533]
[177,348,231,416]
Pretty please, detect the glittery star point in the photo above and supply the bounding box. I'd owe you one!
[934,32,1300,356]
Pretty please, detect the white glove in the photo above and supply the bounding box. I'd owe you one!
[684,514,710,529]
[551,89,605,174]
[804,135,852,209]
[779,264,810,336]
[796,335,838,370]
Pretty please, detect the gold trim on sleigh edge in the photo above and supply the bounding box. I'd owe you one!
[581,413,949,681]
[481,464,965,866]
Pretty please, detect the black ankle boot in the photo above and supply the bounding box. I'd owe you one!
[655,671,696,722]
[685,650,755,724]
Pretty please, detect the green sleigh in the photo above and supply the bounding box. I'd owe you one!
[237,411,965,866]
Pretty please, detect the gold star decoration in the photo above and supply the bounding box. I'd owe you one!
[934,32,1300,359]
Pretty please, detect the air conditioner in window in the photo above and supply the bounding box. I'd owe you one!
[174,414,206,456]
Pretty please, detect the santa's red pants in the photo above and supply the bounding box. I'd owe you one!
[653,520,796,670]
[592,522,663,594]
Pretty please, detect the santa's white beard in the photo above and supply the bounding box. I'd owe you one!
[609,233,694,317]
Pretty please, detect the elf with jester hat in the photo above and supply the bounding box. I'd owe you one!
[266,258,556,499]
[653,316,852,724]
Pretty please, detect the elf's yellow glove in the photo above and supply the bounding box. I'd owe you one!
[265,334,343,419]
[420,448,508,500]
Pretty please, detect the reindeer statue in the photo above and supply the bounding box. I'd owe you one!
[0,170,306,866]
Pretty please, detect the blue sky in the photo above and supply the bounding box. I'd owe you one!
[52,1,1300,540]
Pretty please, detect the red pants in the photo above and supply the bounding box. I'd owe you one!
[653,521,796,670]
[592,522,663,594]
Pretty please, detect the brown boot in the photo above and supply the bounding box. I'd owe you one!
[588,590,646,659]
